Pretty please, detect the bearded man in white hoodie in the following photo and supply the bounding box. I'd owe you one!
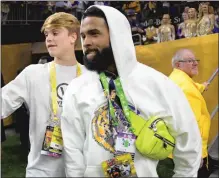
[1,12,87,177]
[61,5,202,177]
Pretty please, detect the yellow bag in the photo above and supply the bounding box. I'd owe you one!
[129,111,175,160]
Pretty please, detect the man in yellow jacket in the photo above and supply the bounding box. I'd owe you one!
[157,49,211,178]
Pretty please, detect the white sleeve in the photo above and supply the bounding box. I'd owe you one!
[61,87,86,177]
[1,68,29,119]
[160,78,202,177]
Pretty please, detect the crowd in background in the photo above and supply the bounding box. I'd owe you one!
[1,1,219,45]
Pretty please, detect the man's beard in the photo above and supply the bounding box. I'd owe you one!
[83,46,115,73]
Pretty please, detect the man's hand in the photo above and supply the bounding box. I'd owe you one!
[132,27,138,32]
[137,28,144,33]
[203,82,210,91]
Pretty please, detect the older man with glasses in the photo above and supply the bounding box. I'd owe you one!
[157,48,212,178]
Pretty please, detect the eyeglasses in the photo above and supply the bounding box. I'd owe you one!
[178,59,200,64]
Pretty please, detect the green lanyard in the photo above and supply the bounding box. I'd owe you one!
[99,72,134,133]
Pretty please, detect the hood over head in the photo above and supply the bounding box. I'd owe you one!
[82,5,138,78]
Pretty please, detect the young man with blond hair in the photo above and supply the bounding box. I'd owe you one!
[1,12,86,177]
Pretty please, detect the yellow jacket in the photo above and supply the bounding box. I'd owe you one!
[169,69,211,158]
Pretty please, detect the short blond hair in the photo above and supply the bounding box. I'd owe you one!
[41,12,80,35]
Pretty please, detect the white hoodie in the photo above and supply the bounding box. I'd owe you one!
[1,62,86,177]
[61,5,202,177]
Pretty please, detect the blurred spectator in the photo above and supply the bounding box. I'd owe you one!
[47,1,56,14]
[94,1,110,6]
[184,6,190,13]
[67,0,78,15]
[213,7,219,33]
[55,1,78,15]
[197,2,215,36]
[209,5,215,15]
[1,2,10,25]
[148,1,157,15]
[141,1,158,20]
[94,1,104,6]
[145,19,158,44]
[177,12,188,38]
[126,9,145,44]
[141,2,151,21]
[162,1,170,14]
[55,1,65,11]
[123,1,141,14]
[184,8,198,38]
[157,14,175,43]
[75,1,86,20]
[123,1,141,22]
